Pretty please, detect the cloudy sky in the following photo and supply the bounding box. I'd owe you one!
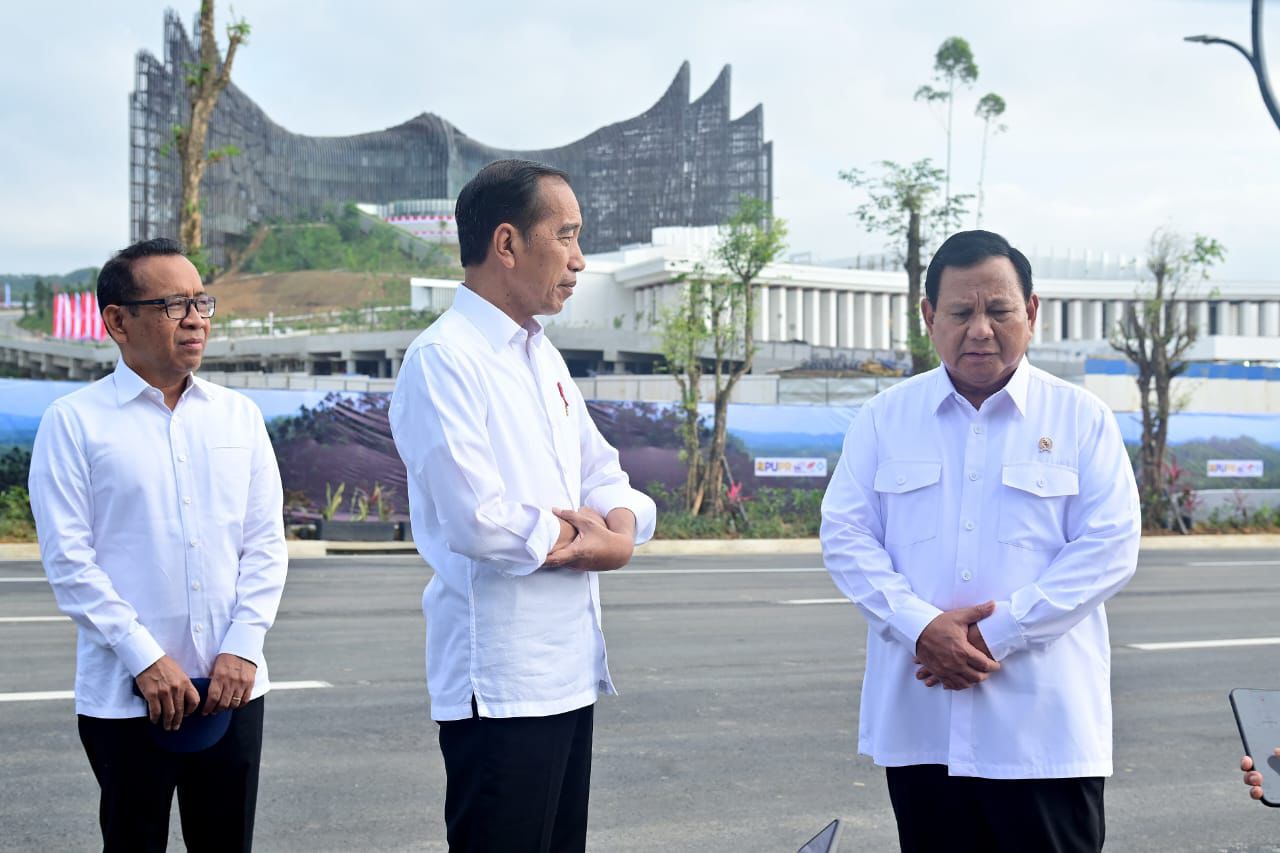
[2,0,1276,279]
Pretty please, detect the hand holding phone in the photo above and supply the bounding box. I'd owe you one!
[1230,688,1280,807]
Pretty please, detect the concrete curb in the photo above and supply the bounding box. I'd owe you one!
[2,534,1277,563]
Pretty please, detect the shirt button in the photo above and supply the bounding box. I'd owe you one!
[896,475,906,485]
[189,538,199,547]
[973,425,984,434]
[961,570,972,582]
[183,496,192,505]
[194,623,203,633]
[964,521,975,531]
[191,581,201,591]
[1036,478,1046,488]
[177,455,187,463]
[968,472,979,481]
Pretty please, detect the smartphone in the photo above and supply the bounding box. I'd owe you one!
[1229,688,1280,808]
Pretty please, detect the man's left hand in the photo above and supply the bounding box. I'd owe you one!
[543,506,636,571]
[203,653,257,715]
[916,622,994,687]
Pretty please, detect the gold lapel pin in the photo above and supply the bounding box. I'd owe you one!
[1038,436,1053,452]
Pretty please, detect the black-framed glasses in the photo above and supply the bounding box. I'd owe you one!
[118,295,217,319]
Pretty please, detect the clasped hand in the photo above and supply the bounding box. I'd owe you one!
[913,601,1000,691]
[135,652,257,730]
[543,506,636,572]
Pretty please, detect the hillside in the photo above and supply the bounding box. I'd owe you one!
[210,204,463,318]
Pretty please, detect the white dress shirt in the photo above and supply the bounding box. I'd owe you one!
[28,360,288,718]
[390,285,656,721]
[821,359,1140,779]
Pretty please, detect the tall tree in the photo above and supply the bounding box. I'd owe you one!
[175,0,249,274]
[914,37,979,222]
[658,196,787,516]
[840,159,969,375]
[1110,228,1225,529]
[973,93,1007,227]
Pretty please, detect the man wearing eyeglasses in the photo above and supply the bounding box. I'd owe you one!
[28,237,287,852]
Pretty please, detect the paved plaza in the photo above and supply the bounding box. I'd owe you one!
[2,547,1278,851]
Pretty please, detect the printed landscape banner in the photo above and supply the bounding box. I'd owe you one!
[3,379,1280,516]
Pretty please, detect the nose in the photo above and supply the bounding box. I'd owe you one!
[968,312,994,340]
[569,241,586,273]
[179,301,206,327]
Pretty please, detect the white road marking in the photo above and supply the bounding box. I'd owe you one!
[0,616,69,623]
[0,680,333,704]
[780,598,849,605]
[1128,637,1280,651]
[0,578,46,583]
[1187,560,1280,567]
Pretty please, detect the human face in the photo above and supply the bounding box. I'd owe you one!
[107,254,210,392]
[509,177,586,323]
[922,256,1038,408]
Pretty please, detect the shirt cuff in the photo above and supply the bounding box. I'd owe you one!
[886,598,944,652]
[583,486,657,545]
[501,510,561,577]
[114,624,166,677]
[977,600,1025,662]
[220,621,268,668]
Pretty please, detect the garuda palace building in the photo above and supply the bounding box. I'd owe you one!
[129,11,773,264]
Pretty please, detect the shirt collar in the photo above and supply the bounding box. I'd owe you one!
[930,356,1031,416]
[112,358,213,407]
[452,284,544,351]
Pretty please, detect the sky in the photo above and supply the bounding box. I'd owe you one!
[2,0,1277,280]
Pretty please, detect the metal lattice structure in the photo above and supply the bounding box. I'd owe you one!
[130,11,773,265]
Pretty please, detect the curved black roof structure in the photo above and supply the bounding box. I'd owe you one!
[130,11,773,262]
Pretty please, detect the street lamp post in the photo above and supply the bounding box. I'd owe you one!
[1185,0,1280,133]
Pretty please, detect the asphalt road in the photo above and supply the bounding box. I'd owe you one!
[2,546,1279,852]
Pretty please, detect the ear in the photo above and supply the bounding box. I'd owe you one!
[102,306,129,344]
[1025,293,1040,331]
[492,224,519,270]
[920,297,935,335]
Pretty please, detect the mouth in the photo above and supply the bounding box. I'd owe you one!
[179,339,205,351]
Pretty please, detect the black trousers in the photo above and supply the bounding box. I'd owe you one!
[437,701,594,853]
[886,764,1105,853]
[77,696,265,853]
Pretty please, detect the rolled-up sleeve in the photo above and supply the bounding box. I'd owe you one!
[391,343,560,575]
[979,406,1141,661]
[28,403,165,676]
[821,405,941,651]
[577,402,656,546]
[220,411,288,666]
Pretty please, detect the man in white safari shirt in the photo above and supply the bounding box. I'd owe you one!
[821,229,1141,853]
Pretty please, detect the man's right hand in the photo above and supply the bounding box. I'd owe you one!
[543,506,634,571]
[135,655,200,731]
[913,601,1000,690]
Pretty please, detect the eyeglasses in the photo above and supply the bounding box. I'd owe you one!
[118,295,217,319]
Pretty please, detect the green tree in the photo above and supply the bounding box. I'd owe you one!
[914,37,979,222]
[174,0,249,276]
[839,159,969,375]
[658,196,787,516]
[974,93,1007,227]
[1110,228,1225,529]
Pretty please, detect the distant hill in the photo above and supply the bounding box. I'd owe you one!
[0,268,98,297]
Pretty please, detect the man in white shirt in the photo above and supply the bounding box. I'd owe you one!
[389,159,656,853]
[28,238,288,853]
[821,230,1141,852]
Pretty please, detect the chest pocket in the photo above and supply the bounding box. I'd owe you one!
[873,461,942,547]
[997,462,1078,551]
